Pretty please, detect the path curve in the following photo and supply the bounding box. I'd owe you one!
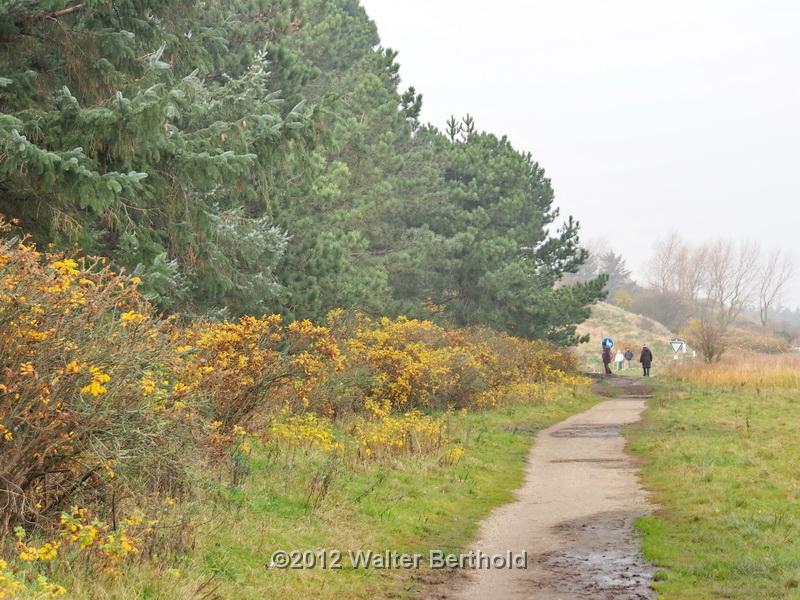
[437,377,655,599]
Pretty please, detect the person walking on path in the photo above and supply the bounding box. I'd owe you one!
[624,348,634,369]
[615,348,625,371]
[602,344,613,375]
[639,344,653,377]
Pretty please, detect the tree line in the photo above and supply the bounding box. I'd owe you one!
[646,233,795,360]
[0,0,605,345]
[568,233,796,360]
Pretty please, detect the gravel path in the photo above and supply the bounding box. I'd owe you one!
[433,377,655,599]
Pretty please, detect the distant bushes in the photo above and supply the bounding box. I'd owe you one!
[725,329,791,355]
[330,312,582,415]
[0,222,586,594]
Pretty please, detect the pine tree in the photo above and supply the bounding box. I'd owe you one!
[599,251,634,296]
[1,0,606,343]
[385,118,606,344]
[0,0,312,314]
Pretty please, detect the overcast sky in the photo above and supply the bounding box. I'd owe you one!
[360,0,800,307]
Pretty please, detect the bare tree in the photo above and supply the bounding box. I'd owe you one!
[557,237,608,286]
[691,240,760,361]
[648,231,683,294]
[645,235,795,360]
[705,240,759,323]
[674,243,708,302]
[757,248,795,327]
[637,233,702,329]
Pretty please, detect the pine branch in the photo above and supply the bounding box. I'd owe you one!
[44,3,84,21]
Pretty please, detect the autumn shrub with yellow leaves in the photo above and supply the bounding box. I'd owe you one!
[267,412,344,454]
[0,223,195,547]
[0,220,589,596]
[332,312,585,415]
[175,315,342,428]
[16,506,152,574]
[0,504,174,598]
[351,410,446,460]
[319,312,587,463]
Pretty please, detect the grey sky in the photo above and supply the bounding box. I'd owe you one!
[361,0,800,308]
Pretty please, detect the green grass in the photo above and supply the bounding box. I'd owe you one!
[629,382,800,599]
[178,387,598,599]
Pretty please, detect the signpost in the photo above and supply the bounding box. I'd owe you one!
[602,337,614,348]
[670,339,685,353]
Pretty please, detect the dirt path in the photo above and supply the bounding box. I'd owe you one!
[432,377,655,599]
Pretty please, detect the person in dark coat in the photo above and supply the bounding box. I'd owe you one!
[639,344,653,376]
[624,349,634,369]
[601,344,613,375]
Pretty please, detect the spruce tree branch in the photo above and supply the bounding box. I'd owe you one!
[44,3,84,21]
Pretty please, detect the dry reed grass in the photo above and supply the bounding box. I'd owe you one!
[668,351,800,388]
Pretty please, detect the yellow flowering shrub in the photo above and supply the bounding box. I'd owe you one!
[0,561,24,599]
[174,314,341,427]
[0,221,194,542]
[340,315,487,415]
[331,313,584,415]
[353,411,446,460]
[0,558,65,598]
[444,445,465,465]
[268,413,343,453]
[0,220,591,592]
[7,506,159,594]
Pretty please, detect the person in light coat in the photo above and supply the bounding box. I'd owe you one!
[614,349,625,371]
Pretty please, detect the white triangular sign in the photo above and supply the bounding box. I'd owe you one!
[670,340,683,353]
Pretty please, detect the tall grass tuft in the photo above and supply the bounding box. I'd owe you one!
[669,351,800,388]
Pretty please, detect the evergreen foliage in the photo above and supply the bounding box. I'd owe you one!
[0,0,605,343]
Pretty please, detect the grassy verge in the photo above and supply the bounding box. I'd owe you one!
[629,380,800,599]
[158,386,597,600]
